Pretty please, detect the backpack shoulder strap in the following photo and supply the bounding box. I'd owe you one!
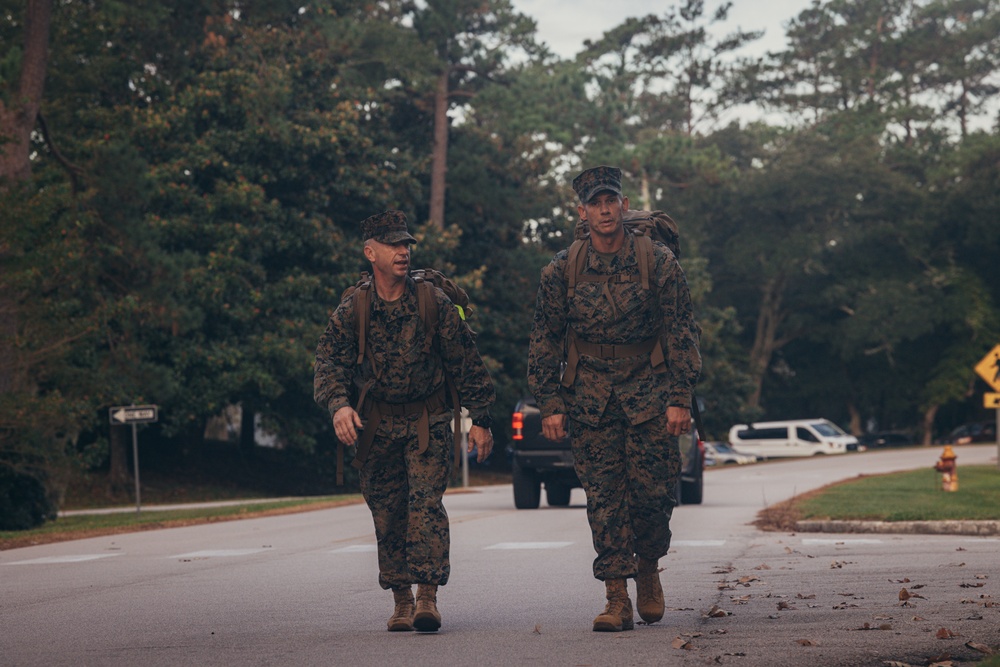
[566,239,587,299]
[351,275,378,377]
[414,276,438,355]
[633,232,653,291]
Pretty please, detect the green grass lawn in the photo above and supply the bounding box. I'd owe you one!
[795,464,1000,522]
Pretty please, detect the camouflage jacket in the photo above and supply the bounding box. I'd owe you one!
[528,230,701,427]
[314,276,495,420]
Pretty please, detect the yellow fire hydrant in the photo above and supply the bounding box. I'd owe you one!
[933,445,958,492]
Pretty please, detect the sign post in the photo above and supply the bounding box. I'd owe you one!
[973,345,1000,469]
[109,405,159,513]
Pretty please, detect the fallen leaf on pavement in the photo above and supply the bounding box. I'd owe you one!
[899,588,911,601]
[672,637,694,650]
[796,593,816,599]
[960,582,985,588]
[730,595,750,604]
[754,563,771,570]
[796,639,819,646]
[777,601,796,610]
[965,641,994,655]
[936,627,959,639]
[704,605,731,618]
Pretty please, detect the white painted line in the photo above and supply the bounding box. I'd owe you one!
[672,540,726,547]
[330,545,377,553]
[6,554,122,565]
[801,539,883,545]
[485,542,574,550]
[172,549,267,559]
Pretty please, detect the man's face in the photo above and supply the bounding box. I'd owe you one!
[364,239,411,279]
[578,191,629,240]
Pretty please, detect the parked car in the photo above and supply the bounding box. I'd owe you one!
[704,441,758,466]
[729,419,857,459]
[509,396,704,509]
[858,432,916,449]
[941,421,997,445]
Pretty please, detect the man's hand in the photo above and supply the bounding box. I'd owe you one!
[542,414,567,441]
[666,405,691,437]
[468,425,494,463]
[333,406,363,446]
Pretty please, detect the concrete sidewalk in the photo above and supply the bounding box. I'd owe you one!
[58,497,311,517]
[795,518,1000,535]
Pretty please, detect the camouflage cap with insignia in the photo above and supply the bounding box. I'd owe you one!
[360,210,417,244]
[572,165,623,204]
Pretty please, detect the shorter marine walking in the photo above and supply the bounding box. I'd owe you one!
[314,210,496,632]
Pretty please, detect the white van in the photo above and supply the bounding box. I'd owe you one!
[728,419,857,459]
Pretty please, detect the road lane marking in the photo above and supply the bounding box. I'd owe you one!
[801,539,883,545]
[485,542,574,550]
[672,540,726,547]
[330,545,377,553]
[6,554,122,565]
[171,549,267,558]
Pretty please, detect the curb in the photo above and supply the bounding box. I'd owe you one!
[794,520,1000,536]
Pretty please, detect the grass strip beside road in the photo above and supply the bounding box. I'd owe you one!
[0,495,363,551]
[757,465,1000,531]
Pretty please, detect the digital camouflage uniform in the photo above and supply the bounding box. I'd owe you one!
[314,212,495,591]
[527,168,701,582]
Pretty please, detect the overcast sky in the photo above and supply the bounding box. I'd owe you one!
[510,0,815,59]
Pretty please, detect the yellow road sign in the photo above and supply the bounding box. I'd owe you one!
[974,344,1000,392]
[986,393,1000,409]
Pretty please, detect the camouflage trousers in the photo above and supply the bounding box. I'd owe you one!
[570,393,680,581]
[358,411,453,590]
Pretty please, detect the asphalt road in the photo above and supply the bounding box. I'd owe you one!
[2,444,998,667]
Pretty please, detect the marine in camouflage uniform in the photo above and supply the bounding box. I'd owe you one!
[314,210,496,633]
[527,166,701,632]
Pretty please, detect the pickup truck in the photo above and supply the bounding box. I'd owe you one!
[509,396,705,509]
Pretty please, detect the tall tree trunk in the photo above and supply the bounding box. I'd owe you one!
[107,425,131,498]
[0,0,53,185]
[747,275,786,409]
[847,402,862,436]
[428,69,450,229]
[239,404,256,456]
[639,169,652,210]
[921,404,939,446]
[0,0,53,397]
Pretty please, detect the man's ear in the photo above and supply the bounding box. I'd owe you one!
[577,203,587,221]
[363,244,375,262]
[621,195,630,213]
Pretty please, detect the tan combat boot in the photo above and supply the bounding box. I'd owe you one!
[636,558,664,623]
[413,584,442,632]
[387,586,415,632]
[593,578,634,632]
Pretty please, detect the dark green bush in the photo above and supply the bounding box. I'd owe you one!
[0,466,57,530]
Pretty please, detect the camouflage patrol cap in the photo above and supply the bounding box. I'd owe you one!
[572,165,623,204]
[360,210,417,244]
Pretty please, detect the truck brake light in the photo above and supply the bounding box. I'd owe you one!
[512,411,524,440]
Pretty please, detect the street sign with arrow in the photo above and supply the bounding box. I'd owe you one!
[109,405,158,425]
